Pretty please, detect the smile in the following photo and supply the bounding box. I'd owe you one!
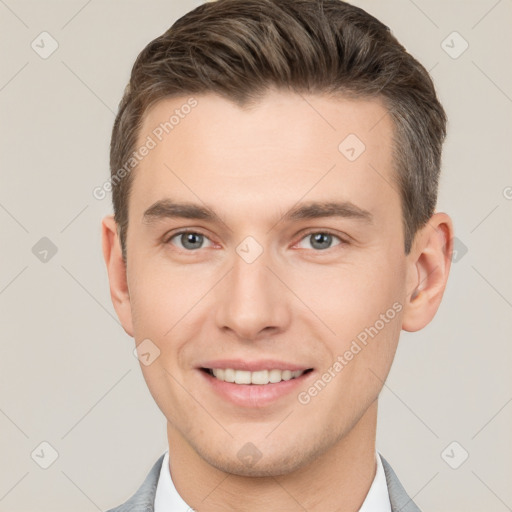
[204,368,310,385]
[198,365,315,408]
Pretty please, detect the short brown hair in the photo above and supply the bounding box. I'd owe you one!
[110,0,446,259]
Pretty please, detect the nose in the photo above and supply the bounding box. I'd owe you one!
[214,249,291,341]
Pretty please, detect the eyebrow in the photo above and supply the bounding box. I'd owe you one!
[143,200,222,224]
[142,198,373,226]
[283,201,373,224]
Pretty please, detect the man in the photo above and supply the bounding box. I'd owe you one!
[102,0,453,510]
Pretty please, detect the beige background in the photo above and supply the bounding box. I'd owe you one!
[1,0,511,511]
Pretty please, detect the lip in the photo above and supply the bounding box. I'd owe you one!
[197,363,315,408]
[198,359,310,372]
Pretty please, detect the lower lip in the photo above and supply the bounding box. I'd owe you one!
[199,369,314,408]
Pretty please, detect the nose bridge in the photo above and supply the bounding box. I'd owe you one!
[215,244,289,339]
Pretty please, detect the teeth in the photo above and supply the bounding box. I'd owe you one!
[235,370,251,384]
[251,370,268,385]
[210,368,304,384]
[282,370,292,381]
[269,369,282,383]
[224,368,235,383]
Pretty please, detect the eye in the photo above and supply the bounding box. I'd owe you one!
[295,231,344,251]
[166,231,214,251]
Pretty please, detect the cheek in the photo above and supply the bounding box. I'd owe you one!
[305,250,405,377]
[303,255,404,333]
[127,257,204,336]
[339,262,405,383]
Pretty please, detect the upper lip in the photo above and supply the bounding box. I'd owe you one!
[198,359,312,372]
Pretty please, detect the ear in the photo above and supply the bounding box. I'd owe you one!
[402,212,454,332]
[101,215,134,337]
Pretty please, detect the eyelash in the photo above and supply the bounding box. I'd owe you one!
[164,229,348,252]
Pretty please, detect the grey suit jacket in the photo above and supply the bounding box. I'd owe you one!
[106,453,420,512]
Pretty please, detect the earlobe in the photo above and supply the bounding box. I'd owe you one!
[101,215,134,337]
[402,212,454,332]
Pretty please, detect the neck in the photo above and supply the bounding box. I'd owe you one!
[166,400,378,512]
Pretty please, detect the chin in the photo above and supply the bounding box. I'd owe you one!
[195,438,325,478]
[207,453,304,478]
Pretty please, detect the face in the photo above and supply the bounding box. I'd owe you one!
[116,90,412,476]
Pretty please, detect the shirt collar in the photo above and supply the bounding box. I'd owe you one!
[154,450,190,511]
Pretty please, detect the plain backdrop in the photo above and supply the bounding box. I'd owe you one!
[1,1,511,511]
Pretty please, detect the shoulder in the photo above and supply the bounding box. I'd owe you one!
[104,453,165,512]
[380,454,422,512]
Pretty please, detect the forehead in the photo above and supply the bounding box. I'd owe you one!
[139,91,393,160]
[130,90,397,226]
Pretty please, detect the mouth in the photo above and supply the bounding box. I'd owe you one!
[197,359,315,407]
[200,367,314,385]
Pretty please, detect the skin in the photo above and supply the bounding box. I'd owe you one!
[102,90,453,511]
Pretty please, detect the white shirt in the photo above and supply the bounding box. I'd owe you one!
[154,448,391,511]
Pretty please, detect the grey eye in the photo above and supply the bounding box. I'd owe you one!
[297,232,342,251]
[169,232,212,250]
[181,233,204,250]
[309,233,334,250]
